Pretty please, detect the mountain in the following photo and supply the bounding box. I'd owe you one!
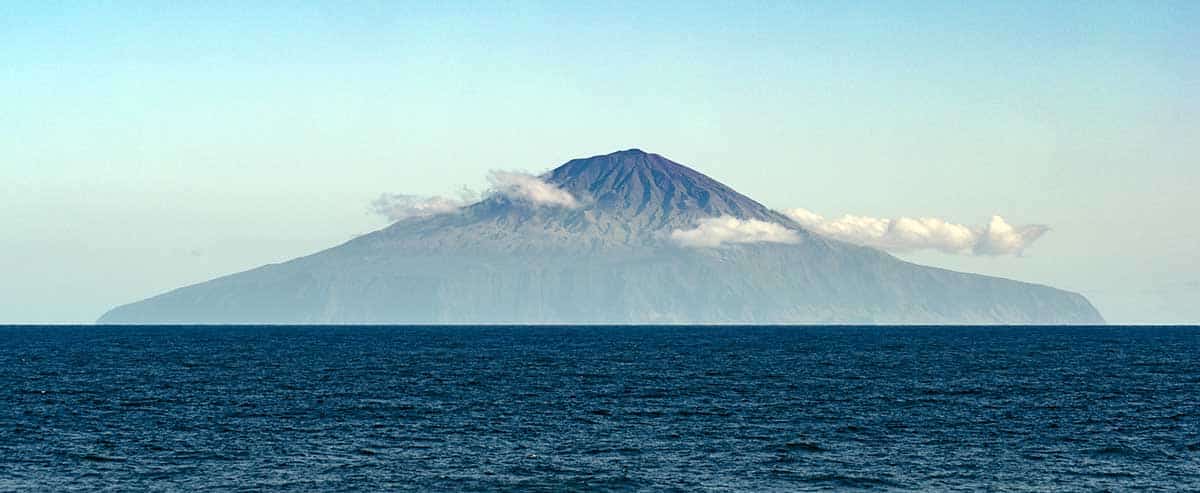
[99,149,1104,324]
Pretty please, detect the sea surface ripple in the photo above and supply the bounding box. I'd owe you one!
[1,325,1197,491]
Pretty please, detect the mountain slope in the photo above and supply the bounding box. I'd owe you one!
[99,149,1104,324]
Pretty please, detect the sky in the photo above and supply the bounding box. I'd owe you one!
[2,1,1197,324]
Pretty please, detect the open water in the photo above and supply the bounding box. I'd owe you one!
[0,325,1197,491]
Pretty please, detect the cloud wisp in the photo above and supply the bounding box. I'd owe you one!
[671,216,801,248]
[487,170,580,208]
[370,193,467,222]
[372,170,580,223]
[973,215,1051,256]
[783,209,1048,256]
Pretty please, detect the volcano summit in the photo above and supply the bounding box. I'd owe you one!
[99,150,1103,324]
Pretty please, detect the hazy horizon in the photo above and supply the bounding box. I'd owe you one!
[3,2,1197,324]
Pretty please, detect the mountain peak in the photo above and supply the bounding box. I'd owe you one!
[613,148,648,155]
[544,150,778,224]
[439,150,798,249]
[554,148,670,174]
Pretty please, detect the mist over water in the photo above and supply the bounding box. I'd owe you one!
[2,326,1197,491]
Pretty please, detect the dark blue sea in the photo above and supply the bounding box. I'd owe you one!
[1,326,1197,491]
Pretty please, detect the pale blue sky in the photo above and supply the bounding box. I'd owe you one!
[2,1,1197,323]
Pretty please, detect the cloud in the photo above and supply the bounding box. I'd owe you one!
[487,170,579,208]
[974,216,1050,256]
[371,171,577,222]
[783,209,1048,256]
[671,216,801,248]
[371,170,575,222]
[370,193,466,221]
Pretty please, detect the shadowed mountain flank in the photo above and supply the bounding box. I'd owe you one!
[100,149,1103,324]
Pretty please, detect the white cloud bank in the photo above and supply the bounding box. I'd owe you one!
[487,170,580,208]
[671,216,801,248]
[783,208,1048,256]
[370,193,466,221]
[372,171,579,222]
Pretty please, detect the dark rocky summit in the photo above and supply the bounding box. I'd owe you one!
[100,149,1104,324]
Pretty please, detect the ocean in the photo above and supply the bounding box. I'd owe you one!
[1,325,1196,491]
